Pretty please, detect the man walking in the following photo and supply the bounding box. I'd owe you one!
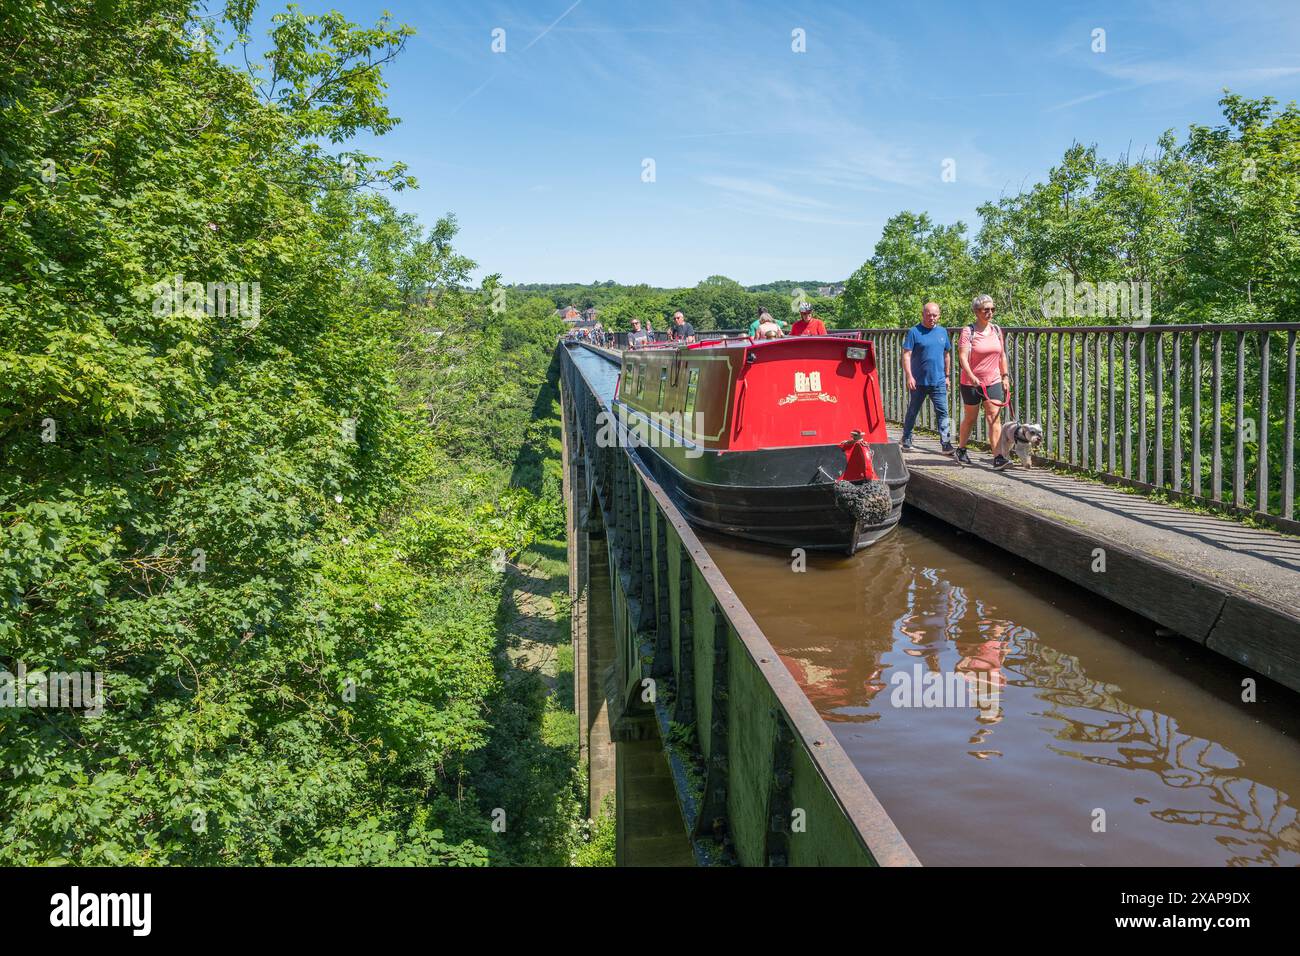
[900,302,954,455]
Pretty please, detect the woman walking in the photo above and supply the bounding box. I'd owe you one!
[955,294,1011,469]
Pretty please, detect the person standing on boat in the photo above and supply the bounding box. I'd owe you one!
[955,294,1010,469]
[669,311,696,343]
[791,302,827,336]
[900,302,954,455]
[754,310,784,339]
[748,308,788,338]
[627,318,650,349]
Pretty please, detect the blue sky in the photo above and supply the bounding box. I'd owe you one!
[256,0,1300,286]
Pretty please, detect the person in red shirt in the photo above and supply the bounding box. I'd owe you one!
[790,302,827,336]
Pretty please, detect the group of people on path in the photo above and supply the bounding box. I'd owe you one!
[900,294,1012,470]
[565,322,607,346]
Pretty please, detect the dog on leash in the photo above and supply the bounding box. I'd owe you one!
[993,422,1044,469]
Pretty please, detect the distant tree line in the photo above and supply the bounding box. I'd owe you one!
[509,276,845,332]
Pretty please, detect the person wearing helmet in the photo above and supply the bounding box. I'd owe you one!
[791,302,827,336]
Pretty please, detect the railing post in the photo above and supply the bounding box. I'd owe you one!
[1235,331,1246,509]
[1139,333,1148,484]
[1192,331,1202,498]
[1081,331,1090,471]
[1036,331,1044,432]
[1154,331,1164,488]
[1212,330,1223,502]
[1258,330,1270,515]
[1285,331,1296,521]
[1172,333,1182,494]
[1123,332,1132,479]
[1094,333,1103,471]
[1107,332,1116,474]
[1057,332,1066,457]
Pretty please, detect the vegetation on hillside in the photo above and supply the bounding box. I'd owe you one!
[0,0,579,865]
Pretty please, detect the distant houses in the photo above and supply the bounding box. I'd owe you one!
[816,284,845,298]
[556,305,600,324]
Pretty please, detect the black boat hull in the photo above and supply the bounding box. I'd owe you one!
[629,434,908,555]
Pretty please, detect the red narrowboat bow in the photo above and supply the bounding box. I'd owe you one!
[610,334,908,554]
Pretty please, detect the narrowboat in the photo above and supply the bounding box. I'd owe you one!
[612,335,907,554]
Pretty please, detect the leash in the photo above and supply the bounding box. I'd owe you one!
[979,381,1017,420]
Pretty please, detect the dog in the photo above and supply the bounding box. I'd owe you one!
[993,422,1044,469]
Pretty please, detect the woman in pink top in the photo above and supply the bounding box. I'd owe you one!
[955,294,1010,468]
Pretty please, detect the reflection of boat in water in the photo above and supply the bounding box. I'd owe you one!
[715,531,915,715]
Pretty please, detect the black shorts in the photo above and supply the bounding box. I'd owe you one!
[961,382,1004,406]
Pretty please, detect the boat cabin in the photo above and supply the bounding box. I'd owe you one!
[615,336,888,452]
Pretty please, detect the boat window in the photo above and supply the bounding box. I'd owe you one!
[657,366,668,408]
[637,363,646,397]
[684,368,700,418]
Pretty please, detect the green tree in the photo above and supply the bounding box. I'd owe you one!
[1183,94,1300,322]
[0,0,572,866]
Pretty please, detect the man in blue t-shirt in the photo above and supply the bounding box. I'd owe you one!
[900,302,954,454]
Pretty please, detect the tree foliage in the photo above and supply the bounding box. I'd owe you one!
[838,94,1297,327]
[0,0,570,865]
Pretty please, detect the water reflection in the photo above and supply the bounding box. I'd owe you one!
[701,519,1300,866]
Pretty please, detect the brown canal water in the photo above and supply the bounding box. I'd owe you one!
[699,513,1300,866]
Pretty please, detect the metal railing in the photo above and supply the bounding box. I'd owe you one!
[858,324,1299,531]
